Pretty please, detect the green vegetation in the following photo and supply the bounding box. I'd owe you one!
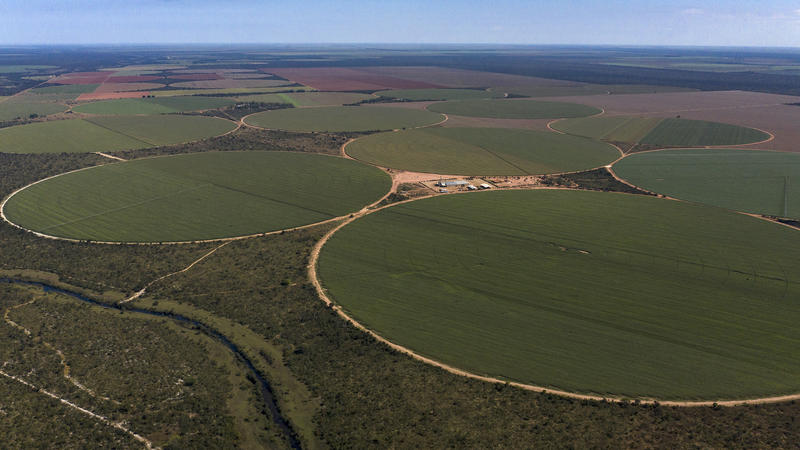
[554,117,770,147]
[4,151,390,242]
[346,127,620,175]
[319,190,800,400]
[237,91,373,107]
[244,105,444,132]
[639,118,770,146]
[0,99,68,121]
[0,65,57,73]
[613,148,800,219]
[375,88,499,101]
[73,96,235,115]
[493,84,696,97]
[427,99,601,118]
[0,115,237,153]
[29,84,98,95]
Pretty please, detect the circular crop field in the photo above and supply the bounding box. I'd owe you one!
[318,190,800,400]
[244,105,444,132]
[0,115,237,153]
[613,148,800,219]
[346,127,620,175]
[2,151,390,242]
[72,96,235,115]
[374,88,499,101]
[427,99,601,119]
[553,116,769,147]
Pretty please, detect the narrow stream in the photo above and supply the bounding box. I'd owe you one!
[0,278,302,450]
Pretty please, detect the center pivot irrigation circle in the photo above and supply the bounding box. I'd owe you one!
[2,151,391,243]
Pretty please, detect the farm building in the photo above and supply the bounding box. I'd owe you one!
[437,179,469,187]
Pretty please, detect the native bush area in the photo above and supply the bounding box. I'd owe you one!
[148,224,800,448]
[540,167,652,195]
[0,283,256,448]
[108,126,350,160]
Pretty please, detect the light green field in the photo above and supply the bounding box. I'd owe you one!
[427,99,601,119]
[553,116,662,142]
[244,105,444,132]
[319,189,800,400]
[346,127,620,175]
[30,84,99,95]
[613,148,800,219]
[639,118,770,147]
[0,98,68,121]
[3,151,390,242]
[554,117,769,146]
[492,84,695,98]
[0,115,236,153]
[73,96,235,115]
[375,88,500,101]
[236,92,372,107]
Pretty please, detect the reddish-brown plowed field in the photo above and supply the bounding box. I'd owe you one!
[170,79,291,89]
[359,66,583,89]
[107,75,162,83]
[264,67,445,91]
[49,72,111,85]
[93,82,165,93]
[538,90,800,151]
[169,73,223,80]
[77,91,151,101]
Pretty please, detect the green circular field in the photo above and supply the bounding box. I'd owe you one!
[553,116,769,147]
[427,99,601,119]
[374,88,499,101]
[0,115,237,153]
[73,96,235,115]
[244,105,444,132]
[346,127,620,175]
[613,148,800,219]
[319,189,800,400]
[3,151,390,242]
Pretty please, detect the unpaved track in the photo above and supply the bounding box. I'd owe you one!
[0,369,154,448]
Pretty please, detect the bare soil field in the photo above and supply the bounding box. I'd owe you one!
[170,73,224,80]
[77,91,152,101]
[359,66,582,89]
[170,79,290,89]
[264,67,444,91]
[106,75,162,83]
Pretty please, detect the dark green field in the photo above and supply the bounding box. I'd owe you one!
[427,99,601,119]
[346,127,620,175]
[3,151,390,242]
[639,118,770,146]
[319,190,800,400]
[613,148,800,219]
[72,96,236,115]
[244,105,444,132]
[375,88,499,101]
[553,117,769,146]
[0,115,237,153]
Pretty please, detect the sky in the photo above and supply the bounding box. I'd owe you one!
[1,0,800,47]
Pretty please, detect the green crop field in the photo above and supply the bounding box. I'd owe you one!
[73,96,235,115]
[613,148,800,219]
[638,118,770,146]
[375,88,500,101]
[553,116,662,142]
[346,127,620,175]
[30,84,99,95]
[0,115,237,153]
[319,189,800,400]
[427,99,601,119]
[492,84,695,98]
[244,105,444,132]
[236,92,373,107]
[3,151,390,242]
[0,99,68,121]
[554,117,769,146]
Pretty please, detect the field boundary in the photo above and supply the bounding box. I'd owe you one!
[308,188,800,407]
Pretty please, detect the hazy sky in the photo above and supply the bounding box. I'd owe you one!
[2,0,799,47]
